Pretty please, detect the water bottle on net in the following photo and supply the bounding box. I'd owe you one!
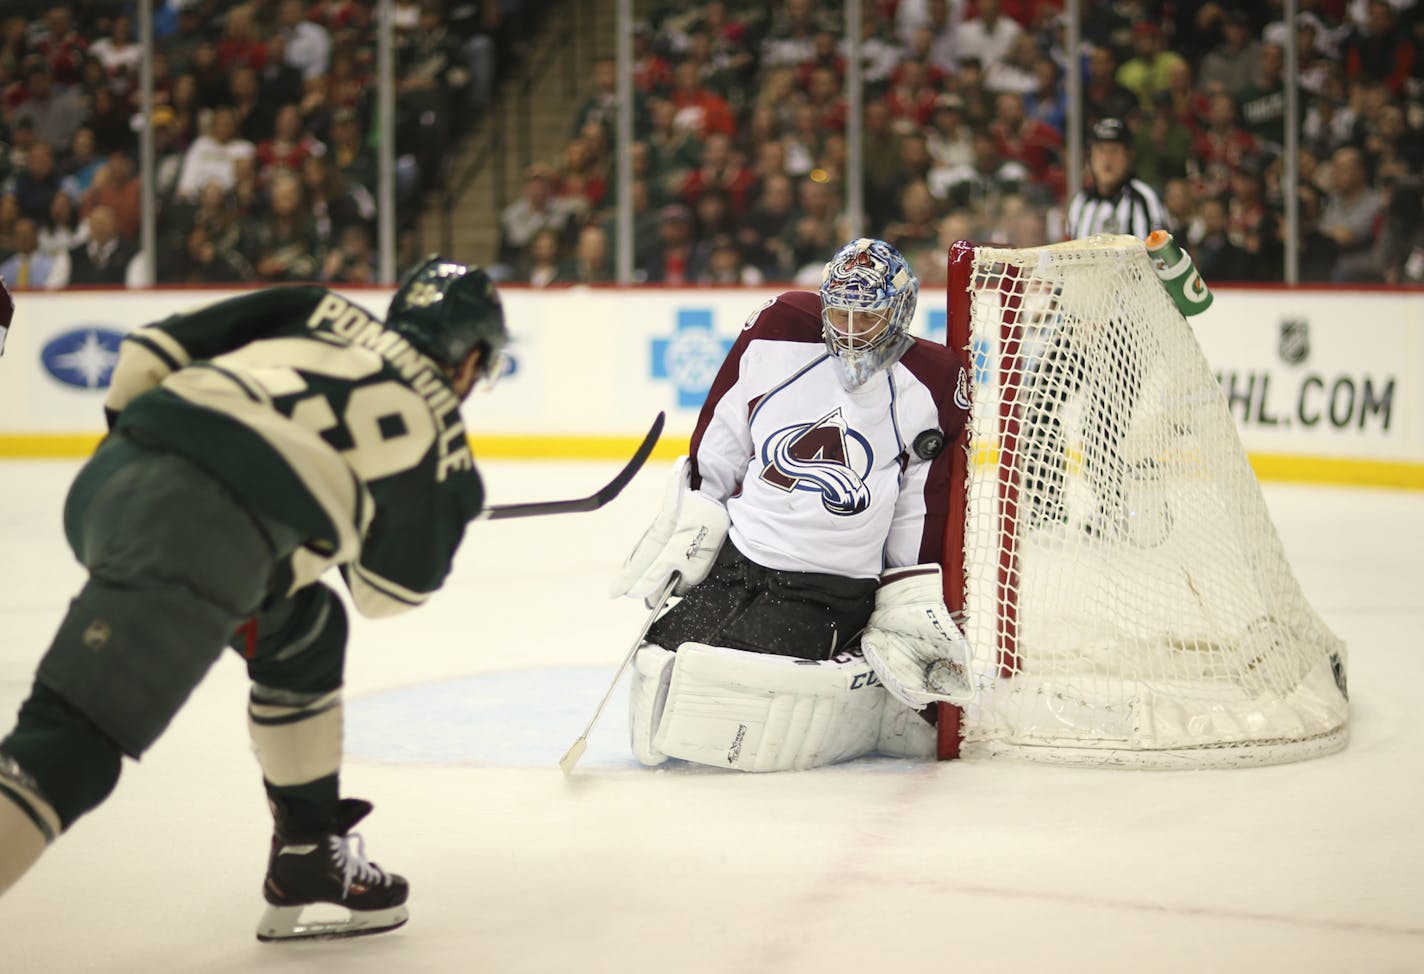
[1146,229,1214,317]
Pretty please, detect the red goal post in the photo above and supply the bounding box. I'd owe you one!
[936,236,1349,768]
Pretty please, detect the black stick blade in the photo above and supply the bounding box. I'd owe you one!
[477,411,666,521]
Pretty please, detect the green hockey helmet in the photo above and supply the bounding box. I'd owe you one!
[387,256,509,378]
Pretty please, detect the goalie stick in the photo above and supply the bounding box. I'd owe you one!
[474,412,666,521]
[558,572,680,775]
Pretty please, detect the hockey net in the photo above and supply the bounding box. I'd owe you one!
[938,235,1349,768]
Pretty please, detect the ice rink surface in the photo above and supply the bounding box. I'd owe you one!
[1,457,1420,974]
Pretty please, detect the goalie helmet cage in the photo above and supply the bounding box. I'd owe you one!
[935,235,1349,768]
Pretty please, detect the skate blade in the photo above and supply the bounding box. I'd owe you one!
[256,902,409,942]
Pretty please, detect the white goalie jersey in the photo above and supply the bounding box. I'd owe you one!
[689,290,970,579]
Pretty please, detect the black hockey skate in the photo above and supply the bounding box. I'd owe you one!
[256,797,409,942]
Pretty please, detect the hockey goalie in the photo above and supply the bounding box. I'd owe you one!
[610,237,976,772]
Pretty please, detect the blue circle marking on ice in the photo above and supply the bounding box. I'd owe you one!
[346,667,643,770]
[346,666,932,773]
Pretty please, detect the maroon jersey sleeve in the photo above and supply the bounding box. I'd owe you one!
[898,336,972,566]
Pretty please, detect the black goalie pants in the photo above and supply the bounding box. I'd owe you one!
[646,542,878,661]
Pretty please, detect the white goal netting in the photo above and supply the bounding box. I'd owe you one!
[946,235,1348,768]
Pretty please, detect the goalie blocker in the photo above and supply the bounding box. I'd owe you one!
[611,456,729,604]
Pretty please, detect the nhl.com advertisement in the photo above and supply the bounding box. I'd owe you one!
[1,285,1419,486]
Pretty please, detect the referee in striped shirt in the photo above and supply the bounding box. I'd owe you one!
[1066,117,1166,238]
[1026,117,1166,537]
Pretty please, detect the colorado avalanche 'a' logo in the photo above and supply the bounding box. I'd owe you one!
[759,408,873,515]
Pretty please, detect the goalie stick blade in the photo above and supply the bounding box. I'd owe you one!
[475,412,666,521]
[557,738,588,777]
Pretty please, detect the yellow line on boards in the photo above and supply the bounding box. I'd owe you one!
[0,434,1419,489]
[1246,454,1424,490]
[0,433,692,462]
[0,434,103,458]
[465,434,690,461]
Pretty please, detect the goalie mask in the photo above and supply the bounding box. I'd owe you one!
[387,256,509,388]
[819,238,919,389]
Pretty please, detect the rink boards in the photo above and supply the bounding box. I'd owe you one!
[0,283,1419,488]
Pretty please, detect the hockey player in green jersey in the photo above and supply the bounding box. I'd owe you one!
[0,257,508,940]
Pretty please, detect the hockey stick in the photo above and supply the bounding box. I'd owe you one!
[558,572,680,776]
[475,412,666,521]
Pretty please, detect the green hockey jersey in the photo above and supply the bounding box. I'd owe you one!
[104,286,484,617]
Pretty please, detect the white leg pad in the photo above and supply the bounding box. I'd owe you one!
[651,643,893,772]
[628,644,676,766]
[876,701,937,759]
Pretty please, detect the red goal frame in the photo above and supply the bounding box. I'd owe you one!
[938,241,1026,759]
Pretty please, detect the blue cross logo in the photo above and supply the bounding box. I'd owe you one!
[651,309,734,410]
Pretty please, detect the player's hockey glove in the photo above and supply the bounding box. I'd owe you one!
[611,455,729,605]
[861,564,976,708]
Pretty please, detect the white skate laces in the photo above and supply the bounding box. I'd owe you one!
[331,832,390,896]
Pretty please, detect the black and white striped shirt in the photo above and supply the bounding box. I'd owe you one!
[1065,178,1167,240]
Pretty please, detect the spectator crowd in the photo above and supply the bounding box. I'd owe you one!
[0,0,521,288]
[494,0,1424,287]
[3,0,1424,291]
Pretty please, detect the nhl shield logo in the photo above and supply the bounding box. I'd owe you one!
[1278,318,1309,365]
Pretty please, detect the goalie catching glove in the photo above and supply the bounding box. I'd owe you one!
[611,456,729,603]
[860,564,976,708]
